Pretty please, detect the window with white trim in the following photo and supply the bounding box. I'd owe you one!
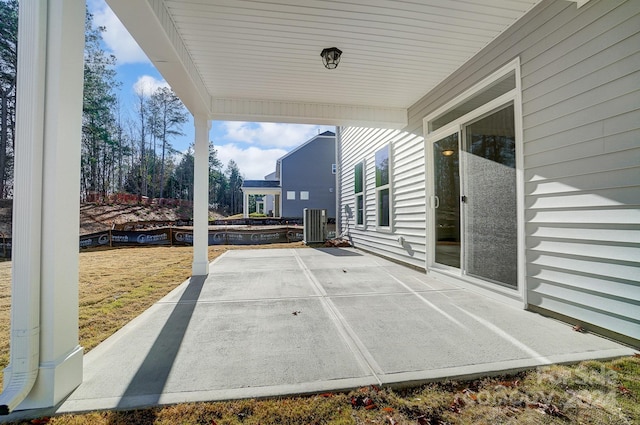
[286,191,295,200]
[300,191,309,200]
[375,145,391,229]
[354,161,364,226]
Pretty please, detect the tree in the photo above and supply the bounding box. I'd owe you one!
[170,147,194,201]
[225,160,243,215]
[208,144,226,208]
[0,0,18,198]
[147,87,187,198]
[81,11,120,199]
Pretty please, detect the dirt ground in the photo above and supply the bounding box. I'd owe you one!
[0,200,226,237]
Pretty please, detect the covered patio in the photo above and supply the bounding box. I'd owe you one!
[8,247,635,420]
[3,0,632,416]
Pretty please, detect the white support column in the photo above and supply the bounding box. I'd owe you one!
[1,0,85,412]
[192,116,211,276]
[243,192,249,218]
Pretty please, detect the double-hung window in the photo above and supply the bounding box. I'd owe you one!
[375,145,391,229]
[354,161,364,226]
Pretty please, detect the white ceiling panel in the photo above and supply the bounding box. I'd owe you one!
[106,0,543,127]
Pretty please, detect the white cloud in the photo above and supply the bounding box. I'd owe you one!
[133,75,169,96]
[215,144,287,180]
[89,0,149,65]
[223,122,334,149]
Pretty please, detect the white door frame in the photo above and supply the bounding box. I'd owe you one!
[422,58,527,307]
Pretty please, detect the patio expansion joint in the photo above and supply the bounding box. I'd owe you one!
[291,249,384,385]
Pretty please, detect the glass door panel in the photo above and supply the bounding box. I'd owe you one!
[462,105,517,287]
[433,133,460,268]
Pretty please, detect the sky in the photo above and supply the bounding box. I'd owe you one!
[88,0,334,180]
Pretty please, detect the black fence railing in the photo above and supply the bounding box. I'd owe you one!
[1,226,305,259]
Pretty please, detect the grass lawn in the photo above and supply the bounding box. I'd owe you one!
[0,244,638,424]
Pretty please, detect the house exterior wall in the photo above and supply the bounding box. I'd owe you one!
[281,134,337,219]
[340,128,426,269]
[340,0,639,343]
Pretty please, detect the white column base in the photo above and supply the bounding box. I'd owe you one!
[4,346,83,411]
[192,261,210,276]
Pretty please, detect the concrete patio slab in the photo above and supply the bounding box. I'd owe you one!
[8,247,633,419]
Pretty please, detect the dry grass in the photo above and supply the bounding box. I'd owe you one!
[0,242,306,390]
[1,243,639,425]
[7,356,639,425]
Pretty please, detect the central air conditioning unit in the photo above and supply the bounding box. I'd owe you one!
[303,208,327,244]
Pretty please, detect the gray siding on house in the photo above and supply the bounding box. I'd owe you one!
[400,0,639,342]
[340,127,426,269]
[341,0,639,342]
[281,134,336,218]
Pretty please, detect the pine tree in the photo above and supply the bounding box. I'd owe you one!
[147,87,187,199]
[81,11,120,199]
[0,0,18,198]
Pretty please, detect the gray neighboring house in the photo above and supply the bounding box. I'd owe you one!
[242,131,337,219]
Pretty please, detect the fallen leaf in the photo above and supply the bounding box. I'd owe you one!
[383,407,394,412]
[351,395,377,410]
[497,380,519,388]
[618,385,631,395]
[319,392,334,398]
[417,416,429,425]
[30,419,50,425]
[371,385,381,392]
[572,325,585,333]
[449,395,465,413]
[528,402,567,419]
[292,311,301,316]
[634,353,640,358]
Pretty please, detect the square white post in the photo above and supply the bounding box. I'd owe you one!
[243,191,249,218]
[2,0,85,411]
[192,116,211,276]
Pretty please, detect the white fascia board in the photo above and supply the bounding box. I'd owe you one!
[241,188,282,196]
[105,0,210,117]
[211,98,408,129]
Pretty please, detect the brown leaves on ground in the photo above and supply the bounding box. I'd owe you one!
[324,238,351,247]
[8,357,640,425]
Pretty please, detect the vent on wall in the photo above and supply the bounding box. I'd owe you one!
[303,209,327,244]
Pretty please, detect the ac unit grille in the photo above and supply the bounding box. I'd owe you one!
[303,209,327,243]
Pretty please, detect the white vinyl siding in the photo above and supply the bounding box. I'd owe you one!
[403,0,639,342]
[340,127,425,269]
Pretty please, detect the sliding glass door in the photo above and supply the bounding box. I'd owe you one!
[430,104,517,288]
[433,133,460,268]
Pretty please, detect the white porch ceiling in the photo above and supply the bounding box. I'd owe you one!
[106,0,544,128]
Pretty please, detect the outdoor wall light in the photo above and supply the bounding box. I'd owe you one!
[320,47,342,69]
[441,149,455,157]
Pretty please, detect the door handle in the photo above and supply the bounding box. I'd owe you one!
[433,196,440,209]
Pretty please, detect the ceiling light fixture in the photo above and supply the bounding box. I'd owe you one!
[320,47,342,69]
[441,149,455,157]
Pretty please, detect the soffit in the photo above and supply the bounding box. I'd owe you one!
[106,0,544,127]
